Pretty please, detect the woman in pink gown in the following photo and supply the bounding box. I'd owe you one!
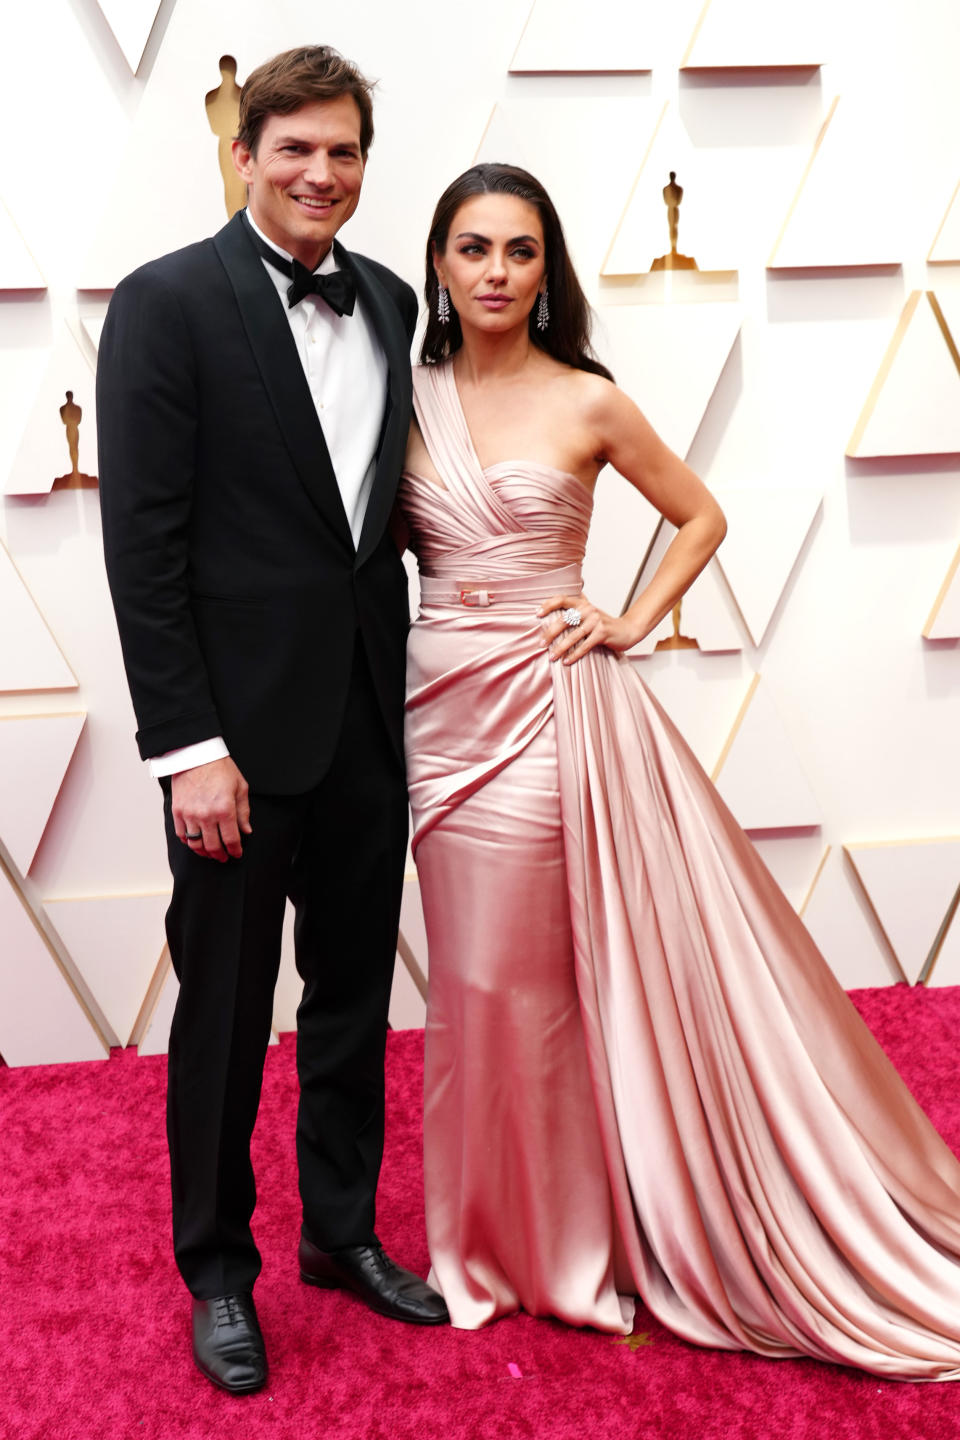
[398,164,960,1378]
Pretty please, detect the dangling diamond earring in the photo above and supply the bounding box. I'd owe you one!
[536,286,549,332]
[437,284,450,325]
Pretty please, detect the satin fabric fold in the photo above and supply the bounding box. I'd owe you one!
[400,358,960,1377]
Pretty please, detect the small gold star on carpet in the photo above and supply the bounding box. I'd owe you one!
[613,1333,653,1351]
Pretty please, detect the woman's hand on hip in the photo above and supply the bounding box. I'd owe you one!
[537,593,639,665]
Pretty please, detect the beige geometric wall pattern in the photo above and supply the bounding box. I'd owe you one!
[43,892,173,1048]
[6,325,99,495]
[924,544,960,640]
[0,857,107,1066]
[925,902,960,989]
[93,0,164,73]
[0,539,77,692]
[614,487,819,657]
[509,0,656,72]
[844,839,960,985]
[711,674,821,831]
[1,0,960,1067]
[800,847,907,989]
[474,96,655,282]
[634,658,754,777]
[0,712,85,874]
[595,304,743,458]
[80,317,107,354]
[0,196,45,289]
[626,522,743,654]
[136,950,180,1057]
[928,180,960,264]
[712,488,822,646]
[603,103,739,276]
[681,0,824,68]
[847,291,960,458]
[768,96,904,268]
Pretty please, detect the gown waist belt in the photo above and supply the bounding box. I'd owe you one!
[418,564,583,609]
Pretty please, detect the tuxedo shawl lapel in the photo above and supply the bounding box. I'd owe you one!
[337,243,414,567]
[212,213,354,553]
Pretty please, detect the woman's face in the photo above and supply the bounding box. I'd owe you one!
[434,193,546,335]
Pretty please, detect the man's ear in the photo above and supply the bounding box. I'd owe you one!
[231,138,253,183]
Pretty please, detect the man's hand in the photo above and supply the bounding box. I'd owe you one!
[172,756,252,862]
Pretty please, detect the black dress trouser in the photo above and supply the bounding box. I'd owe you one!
[161,640,408,1300]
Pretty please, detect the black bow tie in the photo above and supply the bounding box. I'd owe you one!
[285,259,356,315]
[246,220,356,317]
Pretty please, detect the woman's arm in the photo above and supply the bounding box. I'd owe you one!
[540,377,726,663]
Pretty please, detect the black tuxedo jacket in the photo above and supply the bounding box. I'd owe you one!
[97,212,418,794]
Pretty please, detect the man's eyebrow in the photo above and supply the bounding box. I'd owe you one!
[272,133,360,149]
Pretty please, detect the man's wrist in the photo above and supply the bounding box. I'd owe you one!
[148,737,230,778]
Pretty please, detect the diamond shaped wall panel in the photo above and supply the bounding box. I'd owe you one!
[0,713,85,874]
[627,522,744,655]
[0,196,44,289]
[636,659,755,776]
[603,104,738,275]
[799,847,905,988]
[712,674,820,831]
[93,0,163,73]
[681,0,825,68]
[595,304,742,462]
[924,545,960,639]
[475,97,656,282]
[929,180,960,264]
[44,892,172,1047]
[6,325,99,495]
[509,0,655,72]
[0,540,77,693]
[137,953,178,1057]
[768,97,904,269]
[926,906,960,987]
[845,839,960,985]
[847,292,960,458]
[0,861,107,1066]
[583,480,661,625]
[713,488,822,647]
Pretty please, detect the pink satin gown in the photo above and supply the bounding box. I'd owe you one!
[399,358,960,1378]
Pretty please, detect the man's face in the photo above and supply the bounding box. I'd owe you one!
[232,96,365,268]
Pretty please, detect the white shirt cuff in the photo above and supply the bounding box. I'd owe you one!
[148,736,230,778]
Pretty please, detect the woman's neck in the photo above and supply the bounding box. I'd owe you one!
[453,325,538,388]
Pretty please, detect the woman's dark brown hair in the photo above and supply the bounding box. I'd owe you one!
[236,45,375,157]
[420,163,613,382]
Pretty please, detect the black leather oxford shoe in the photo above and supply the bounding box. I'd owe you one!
[191,1292,267,1395]
[298,1232,449,1325]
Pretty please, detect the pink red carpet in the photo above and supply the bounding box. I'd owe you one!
[4,988,960,1439]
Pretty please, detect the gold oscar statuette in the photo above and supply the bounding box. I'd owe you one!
[205,55,246,220]
[651,172,698,273]
[52,390,97,489]
[654,599,700,651]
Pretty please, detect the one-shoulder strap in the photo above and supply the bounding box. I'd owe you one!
[412,362,516,535]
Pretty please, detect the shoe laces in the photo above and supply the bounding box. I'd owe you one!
[213,1295,246,1329]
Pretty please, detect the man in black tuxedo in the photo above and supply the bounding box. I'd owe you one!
[97,46,446,1395]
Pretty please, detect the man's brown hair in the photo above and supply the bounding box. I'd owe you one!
[236,46,375,157]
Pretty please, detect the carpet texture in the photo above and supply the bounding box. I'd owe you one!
[3,987,960,1439]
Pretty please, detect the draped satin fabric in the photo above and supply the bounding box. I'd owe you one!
[399,358,960,1378]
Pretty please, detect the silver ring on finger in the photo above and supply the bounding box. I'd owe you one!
[185,830,202,841]
[562,607,582,629]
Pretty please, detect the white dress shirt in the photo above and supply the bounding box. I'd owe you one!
[150,213,389,779]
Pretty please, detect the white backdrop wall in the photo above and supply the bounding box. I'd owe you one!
[0,0,958,1065]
